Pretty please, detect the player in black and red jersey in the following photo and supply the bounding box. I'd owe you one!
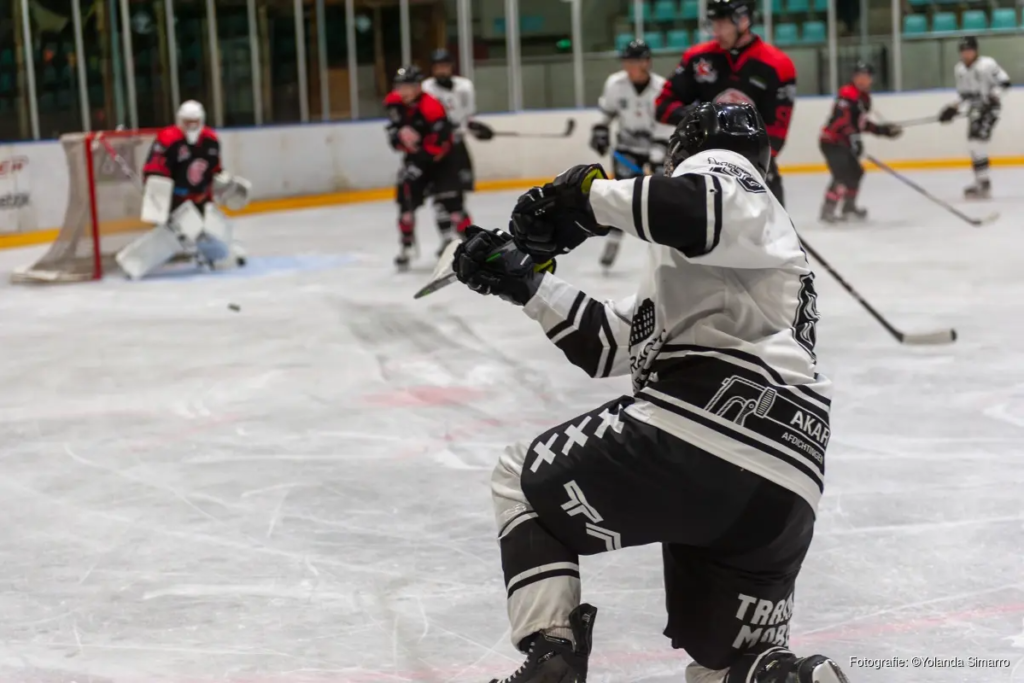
[818,62,901,223]
[654,0,795,204]
[384,65,458,270]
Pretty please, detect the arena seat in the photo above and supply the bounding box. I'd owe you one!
[903,14,927,33]
[931,12,958,32]
[801,20,826,42]
[774,23,799,44]
[991,7,1019,29]
[667,29,691,49]
[960,9,987,31]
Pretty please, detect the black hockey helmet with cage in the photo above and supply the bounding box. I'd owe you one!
[852,60,874,75]
[431,48,454,65]
[665,102,771,179]
[393,65,425,85]
[620,39,652,60]
[706,0,757,23]
[958,35,978,52]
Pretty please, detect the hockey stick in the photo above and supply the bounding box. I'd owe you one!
[491,119,576,139]
[612,150,644,176]
[865,155,999,227]
[413,237,554,299]
[93,132,144,191]
[801,238,957,345]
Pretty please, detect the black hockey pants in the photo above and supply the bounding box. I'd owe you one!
[491,395,815,671]
[821,141,864,207]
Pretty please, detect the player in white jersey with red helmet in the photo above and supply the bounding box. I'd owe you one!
[938,36,1011,199]
[451,102,848,683]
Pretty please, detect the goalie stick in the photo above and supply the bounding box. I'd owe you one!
[866,155,998,227]
[801,238,957,346]
[491,119,576,139]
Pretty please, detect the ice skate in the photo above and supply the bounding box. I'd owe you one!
[818,203,842,224]
[725,647,851,683]
[489,604,597,683]
[395,240,416,271]
[841,205,868,221]
[964,179,991,199]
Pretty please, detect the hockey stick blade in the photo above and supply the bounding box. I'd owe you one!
[866,155,993,228]
[900,329,958,345]
[413,238,461,299]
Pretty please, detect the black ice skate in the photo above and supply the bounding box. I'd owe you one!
[395,240,416,271]
[964,179,991,199]
[841,205,868,221]
[725,647,850,683]
[818,204,842,224]
[489,604,597,683]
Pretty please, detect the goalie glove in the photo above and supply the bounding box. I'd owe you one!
[453,226,555,306]
[510,164,610,259]
[939,104,959,123]
[213,172,252,211]
[466,120,495,141]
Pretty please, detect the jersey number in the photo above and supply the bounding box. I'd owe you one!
[793,273,820,361]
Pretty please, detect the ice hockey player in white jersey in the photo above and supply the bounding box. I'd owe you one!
[591,39,670,270]
[421,48,495,247]
[452,102,845,683]
[938,36,1011,199]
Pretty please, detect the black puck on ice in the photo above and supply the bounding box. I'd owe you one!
[228,303,241,312]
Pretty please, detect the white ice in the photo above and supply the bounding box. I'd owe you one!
[1,168,1023,683]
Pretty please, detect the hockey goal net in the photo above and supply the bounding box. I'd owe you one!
[12,129,159,283]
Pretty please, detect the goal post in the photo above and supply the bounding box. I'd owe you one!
[12,129,160,283]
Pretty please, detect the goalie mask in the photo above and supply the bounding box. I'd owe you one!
[177,100,206,145]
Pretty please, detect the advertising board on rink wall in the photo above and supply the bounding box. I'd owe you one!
[1,89,1022,235]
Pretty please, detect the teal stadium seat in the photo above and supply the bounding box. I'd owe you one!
[615,33,634,52]
[931,12,957,31]
[752,23,766,38]
[681,0,699,18]
[774,23,799,44]
[961,9,987,30]
[654,0,679,22]
[801,20,826,42]
[903,14,927,33]
[644,31,666,49]
[771,0,784,14]
[991,8,1019,29]
[813,0,827,11]
[667,29,691,49]
[908,0,929,7]
[629,1,653,21]
[787,0,809,12]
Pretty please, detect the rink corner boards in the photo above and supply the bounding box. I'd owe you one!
[2,155,1023,252]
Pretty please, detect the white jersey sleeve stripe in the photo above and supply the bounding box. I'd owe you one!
[639,176,652,240]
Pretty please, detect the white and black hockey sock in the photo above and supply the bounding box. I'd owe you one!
[969,140,991,184]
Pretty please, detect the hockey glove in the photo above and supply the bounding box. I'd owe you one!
[590,124,611,156]
[510,164,610,259]
[399,159,425,184]
[453,225,555,306]
[467,120,495,141]
[875,123,902,139]
[981,95,1001,116]
[939,104,959,123]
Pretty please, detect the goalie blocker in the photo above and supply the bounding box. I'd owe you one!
[116,101,252,279]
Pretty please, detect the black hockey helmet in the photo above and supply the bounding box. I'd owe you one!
[431,48,454,65]
[958,35,978,52]
[852,60,874,75]
[393,64,425,85]
[706,0,757,23]
[665,102,771,179]
[620,39,652,60]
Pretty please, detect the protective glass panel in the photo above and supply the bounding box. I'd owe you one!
[473,1,509,112]
[216,0,256,125]
[26,0,84,137]
[126,0,174,127]
[256,0,301,123]
[174,0,214,109]
[518,0,572,110]
[319,1,352,119]
[82,0,130,130]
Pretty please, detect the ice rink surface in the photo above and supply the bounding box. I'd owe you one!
[1,168,1023,683]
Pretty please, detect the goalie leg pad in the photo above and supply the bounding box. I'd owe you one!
[142,175,175,224]
[197,203,234,265]
[171,201,205,242]
[115,224,183,279]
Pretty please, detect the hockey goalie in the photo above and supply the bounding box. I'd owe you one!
[115,100,251,279]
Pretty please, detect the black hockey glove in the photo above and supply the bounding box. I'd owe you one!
[453,225,555,306]
[939,104,959,123]
[399,157,426,184]
[510,164,610,259]
[590,124,610,156]
[875,123,902,139]
[467,120,495,141]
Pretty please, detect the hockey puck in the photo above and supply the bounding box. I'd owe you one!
[228,303,241,312]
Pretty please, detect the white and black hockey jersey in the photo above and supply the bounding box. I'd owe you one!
[523,149,830,510]
[423,76,476,137]
[955,56,1011,108]
[598,71,672,157]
